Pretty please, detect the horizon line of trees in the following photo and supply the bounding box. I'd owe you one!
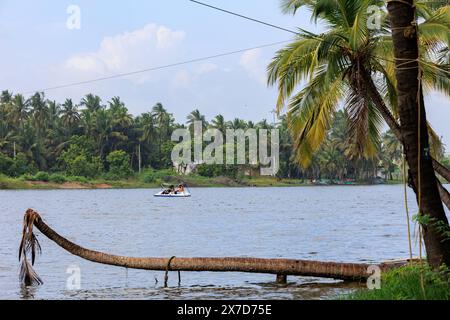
[0,91,449,181]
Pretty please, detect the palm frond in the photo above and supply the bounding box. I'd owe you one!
[18,209,43,286]
[288,69,344,168]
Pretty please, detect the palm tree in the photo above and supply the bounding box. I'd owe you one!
[60,99,80,134]
[187,109,208,131]
[151,103,173,165]
[269,1,449,170]
[0,90,13,104]
[256,119,272,130]
[93,108,113,158]
[210,114,228,133]
[81,94,103,113]
[269,0,450,209]
[109,97,133,129]
[228,118,247,130]
[388,0,450,267]
[28,92,48,136]
[10,94,29,129]
[0,121,12,150]
[20,209,405,286]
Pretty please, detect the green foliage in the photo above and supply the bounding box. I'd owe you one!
[442,155,450,170]
[59,136,103,178]
[48,173,67,184]
[106,150,132,179]
[0,152,31,177]
[196,164,222,178]
[196,164,238,178]
[65,154,103,178]
[65,176,89,184]
[32,171,50,182]
[0,153,14,175]
[346,265,450,300]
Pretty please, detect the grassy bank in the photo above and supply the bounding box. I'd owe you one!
[0,172,307,190]
[0,169,405,190]
[345,265,450,300]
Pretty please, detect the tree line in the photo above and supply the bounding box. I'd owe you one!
[2,90,447,182]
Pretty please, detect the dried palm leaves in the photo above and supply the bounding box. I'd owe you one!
[18,209,43,286]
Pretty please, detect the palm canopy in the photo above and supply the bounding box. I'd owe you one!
[269,0,449,168]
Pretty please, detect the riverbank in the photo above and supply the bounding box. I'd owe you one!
[0,173,402,190]
[0,174,305,190]
[343,264,450,300]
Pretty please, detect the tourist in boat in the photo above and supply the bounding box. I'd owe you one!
[176,184,184,194]
[162,185,175,194]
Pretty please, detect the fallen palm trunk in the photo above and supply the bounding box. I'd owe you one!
[20,209,411,285]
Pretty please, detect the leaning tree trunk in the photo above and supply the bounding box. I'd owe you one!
[19,209,410,286]
[387,0,450,268]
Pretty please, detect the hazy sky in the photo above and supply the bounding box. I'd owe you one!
[0,0,449,146]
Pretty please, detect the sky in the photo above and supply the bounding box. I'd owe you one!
[0,0,449,146]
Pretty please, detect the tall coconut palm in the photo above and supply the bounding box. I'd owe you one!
[210,114,228,133]
[0,90,13,104]
[269,0,450,205]
[151,103,173,164]
[10,94,29,129]
[273,0,450,265]
[109,97,133,129]
[60,99,80,134]
[187,109,208,131]
[269,0,449,165]
[388,0,450,267]
[28,92,48,136]
[81,94,103,113]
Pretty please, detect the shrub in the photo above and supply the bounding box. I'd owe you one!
[106,150,132,179]
[59,137,104,178]
[66,176,89,184]
[0,153,14,175]
[33,171,50,182]
[49,173,67,184]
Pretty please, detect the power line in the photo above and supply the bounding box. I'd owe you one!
[187,0,352,53]
[188,0,299,35]
[23,40,290,94]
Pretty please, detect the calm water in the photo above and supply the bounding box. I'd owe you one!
[0,185,448,300]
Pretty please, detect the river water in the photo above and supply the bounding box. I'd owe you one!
[0,185,447,300]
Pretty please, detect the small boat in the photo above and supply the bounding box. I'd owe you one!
[154,190,191,198]
[154,183,191,198]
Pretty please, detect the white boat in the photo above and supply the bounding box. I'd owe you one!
[154,190,191,198]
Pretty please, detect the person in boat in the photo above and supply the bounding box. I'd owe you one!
[162,185,175,194]
[175,184,185,194]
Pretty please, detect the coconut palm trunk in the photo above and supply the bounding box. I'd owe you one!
[387,0,450,267]
[19,209,410,285]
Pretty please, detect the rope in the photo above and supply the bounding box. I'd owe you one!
[403,152,414,263]
[412,1,427,298]
[164,256,176,288]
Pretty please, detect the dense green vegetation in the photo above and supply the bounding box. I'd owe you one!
[2,90,447,186]
[346,264,450,300]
